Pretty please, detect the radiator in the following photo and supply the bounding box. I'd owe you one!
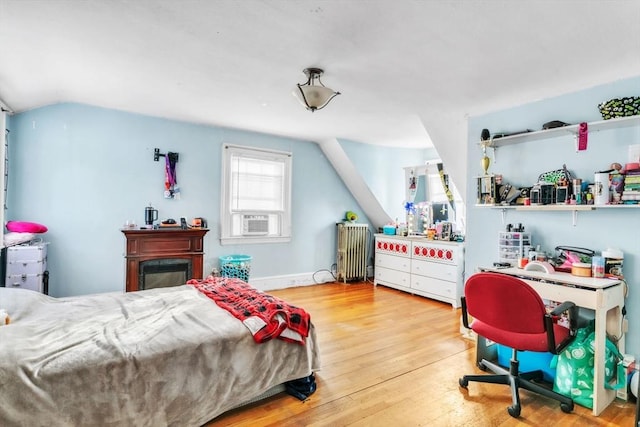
[336,223,368,282]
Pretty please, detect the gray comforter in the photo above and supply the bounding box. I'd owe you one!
[0,285,320,426]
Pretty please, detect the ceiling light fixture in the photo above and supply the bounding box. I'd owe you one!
[293,68,340,112]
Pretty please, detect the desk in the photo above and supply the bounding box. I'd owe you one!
[477,266,626,416]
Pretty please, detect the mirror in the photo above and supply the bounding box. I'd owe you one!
[404,161,465,235]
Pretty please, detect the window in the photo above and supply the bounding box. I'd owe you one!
[220,144,292,245]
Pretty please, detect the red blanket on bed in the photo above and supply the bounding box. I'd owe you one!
[188,277,310,345]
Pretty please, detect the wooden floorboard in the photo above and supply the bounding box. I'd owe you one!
[205,282,636,426]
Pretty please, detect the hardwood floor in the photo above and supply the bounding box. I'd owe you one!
[206,282,636,426]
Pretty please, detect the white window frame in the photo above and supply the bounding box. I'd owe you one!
[220,144,292,245]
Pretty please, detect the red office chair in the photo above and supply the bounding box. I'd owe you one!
[459,272,578,418]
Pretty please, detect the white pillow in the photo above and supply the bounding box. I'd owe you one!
[3,232,36,247]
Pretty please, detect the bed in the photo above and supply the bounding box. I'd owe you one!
[0,280,320,426]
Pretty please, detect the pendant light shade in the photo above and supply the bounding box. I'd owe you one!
[293,68,340,112]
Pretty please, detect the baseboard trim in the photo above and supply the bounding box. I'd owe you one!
[249,271,336,291]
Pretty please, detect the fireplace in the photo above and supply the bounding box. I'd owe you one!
[139,258,192,290]
[122,228,208,292]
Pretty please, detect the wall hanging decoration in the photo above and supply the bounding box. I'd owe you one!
[437,162,455,214]
[407,168,417,202]
[154,148,180,199]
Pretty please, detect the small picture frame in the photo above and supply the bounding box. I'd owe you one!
[556,186,569,204]
[476,175,497,205]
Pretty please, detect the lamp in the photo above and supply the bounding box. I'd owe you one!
[293,68,340,112]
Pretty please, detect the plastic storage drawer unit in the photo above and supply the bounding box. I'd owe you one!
[5,242,48,293]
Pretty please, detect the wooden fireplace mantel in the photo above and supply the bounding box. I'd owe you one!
[122,228,209,292]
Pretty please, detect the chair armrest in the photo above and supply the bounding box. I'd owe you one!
[460,296,471,329]
[549,301,576,317]
[549,300,579,331]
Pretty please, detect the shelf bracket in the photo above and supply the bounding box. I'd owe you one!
[501,208,507,224]
[572,210,578,227]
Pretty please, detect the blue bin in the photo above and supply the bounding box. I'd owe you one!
[496,344,556,382]
[219,255,252,282]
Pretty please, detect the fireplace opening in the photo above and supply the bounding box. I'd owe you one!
[139,259,192,290]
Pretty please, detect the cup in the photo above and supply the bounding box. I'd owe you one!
[427,229,436,240]
[145,206,159,225]
[592,256,605,278]
[594,173,610,205]
[518,257,529,269]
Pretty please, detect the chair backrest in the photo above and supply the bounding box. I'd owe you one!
[464,272,547,335]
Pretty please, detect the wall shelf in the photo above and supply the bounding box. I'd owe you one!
[482,115,640,148]
[476,204,636,210]
[475,203,638,226]
[514,205,595,211]
[474,115,639,224]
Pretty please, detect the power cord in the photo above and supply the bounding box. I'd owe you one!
[312,266,337,284]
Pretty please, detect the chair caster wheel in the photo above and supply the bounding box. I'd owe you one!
[507,405,521,418]
[477,361,488,371]
[560,402,573,413]
[459,377,468,388]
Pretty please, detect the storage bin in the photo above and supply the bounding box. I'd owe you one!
[219,255,252,282]
[382,225,396,235]
[496,343,556,382]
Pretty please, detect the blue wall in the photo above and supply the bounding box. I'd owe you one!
[465,75,640,356]
[340,138,437,222]
[6,103,428,297]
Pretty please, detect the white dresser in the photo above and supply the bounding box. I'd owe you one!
[5,242,49,293]
[374,234,464,308]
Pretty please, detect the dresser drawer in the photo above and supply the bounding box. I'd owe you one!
[375,238,411,258]
[411,258,458,282]
[411,241,459,266]
[375,253,410,272]
[375,266,410,288]
[6,273,47,293]
[7,258,47,276]
[7,243,47,261]
[411,275,455,299]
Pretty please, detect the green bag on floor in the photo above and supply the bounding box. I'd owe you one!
[551,320,625,409]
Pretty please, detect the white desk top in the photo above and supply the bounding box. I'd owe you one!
[479,266,622,290]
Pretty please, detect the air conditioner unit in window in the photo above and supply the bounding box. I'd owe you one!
[242,215,269,235]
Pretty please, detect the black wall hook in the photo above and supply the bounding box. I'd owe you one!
[154,148,179,162]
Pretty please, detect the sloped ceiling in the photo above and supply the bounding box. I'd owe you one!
[1,1,639,186]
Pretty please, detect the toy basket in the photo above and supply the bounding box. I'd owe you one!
[219,255,252,282]
[598,96,640,120]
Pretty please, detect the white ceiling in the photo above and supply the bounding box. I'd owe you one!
[1,0,639,154]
